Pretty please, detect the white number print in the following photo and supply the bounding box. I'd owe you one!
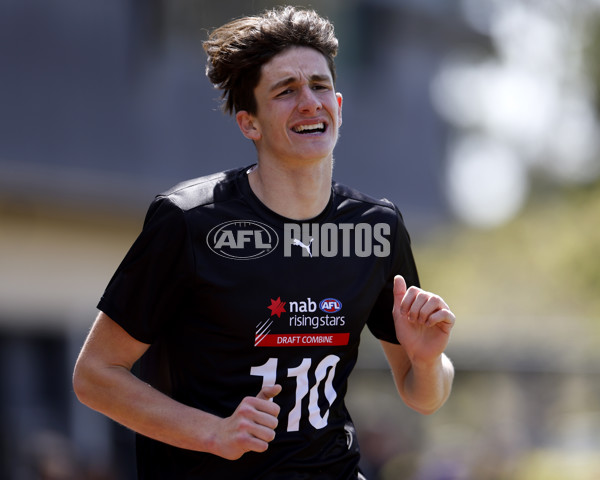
[250,355,340,432]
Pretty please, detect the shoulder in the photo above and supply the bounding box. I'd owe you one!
[332,181,400,218]
[156,167,246,212]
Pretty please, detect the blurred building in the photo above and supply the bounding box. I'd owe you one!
[0,1,475,477]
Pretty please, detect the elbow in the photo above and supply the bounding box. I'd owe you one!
[72,361,87,404]
[404,379,453,415]
[419,408,438,416]
[72,358,97,408]
[405,398,446,416]
[399,377,453,416]
[414,403,444,416]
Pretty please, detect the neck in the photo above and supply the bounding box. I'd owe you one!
[248,159,332,220]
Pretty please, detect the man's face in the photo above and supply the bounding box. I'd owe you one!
[237,46,343,165]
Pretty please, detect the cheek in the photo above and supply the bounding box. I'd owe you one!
[262,122,291,145]
[268,120,288,137]
[261,110,285,132]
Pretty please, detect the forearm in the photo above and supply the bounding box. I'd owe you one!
[400,353,454,415]
[74,312,281,461]
[73,358,221,454]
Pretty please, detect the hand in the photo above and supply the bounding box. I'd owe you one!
[392,275,455,364]
[213,385,282,460]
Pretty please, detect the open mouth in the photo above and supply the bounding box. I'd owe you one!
[292,122,326,134]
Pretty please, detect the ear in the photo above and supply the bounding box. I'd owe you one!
[336,92,343,127]
[236,111,262,141]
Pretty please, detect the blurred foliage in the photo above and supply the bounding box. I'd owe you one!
[512,449,600,480]
[414,180,600,329]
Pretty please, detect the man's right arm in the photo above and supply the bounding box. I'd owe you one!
[73,312,281,460]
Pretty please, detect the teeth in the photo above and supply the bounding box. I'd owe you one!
[293,123,325,133]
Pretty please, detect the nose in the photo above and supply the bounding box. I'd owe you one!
[297,86,322,114]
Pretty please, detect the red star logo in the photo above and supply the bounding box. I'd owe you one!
[267,297,287,318]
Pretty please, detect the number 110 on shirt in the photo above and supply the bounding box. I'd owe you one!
[250,355,341,432]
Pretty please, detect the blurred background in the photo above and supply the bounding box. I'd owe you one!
[1,0,599,478]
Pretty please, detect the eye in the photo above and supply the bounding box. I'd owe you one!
[276,88,293,97]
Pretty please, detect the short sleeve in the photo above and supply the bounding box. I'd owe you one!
[366,206,420,344]
[97,196,193,344]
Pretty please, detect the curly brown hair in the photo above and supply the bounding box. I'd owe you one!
[203,6,338,115]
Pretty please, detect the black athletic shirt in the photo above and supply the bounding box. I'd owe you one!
[98,166,420,479]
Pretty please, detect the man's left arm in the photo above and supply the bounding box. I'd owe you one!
[380,275,455,415]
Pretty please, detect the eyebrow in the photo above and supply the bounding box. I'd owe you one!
[269,74,332,92]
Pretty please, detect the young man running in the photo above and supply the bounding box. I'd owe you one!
[73,6,455,479]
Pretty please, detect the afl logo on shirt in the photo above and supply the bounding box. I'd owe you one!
[207,220,279,260]
[319,298,342,313]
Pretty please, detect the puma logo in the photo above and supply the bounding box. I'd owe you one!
[292,238,313,257]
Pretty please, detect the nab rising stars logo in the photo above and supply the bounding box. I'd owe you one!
[255,297,348,347]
